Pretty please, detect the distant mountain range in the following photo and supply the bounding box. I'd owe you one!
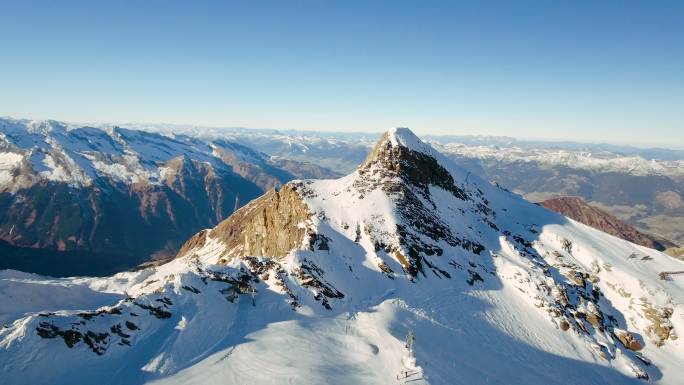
[107,123,684,170]
[436,151,684,249]
[2,117,681,277]
[0,118,337,276]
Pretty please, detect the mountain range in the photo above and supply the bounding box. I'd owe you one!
[151,125,682,251]
[2,128,682,384]
[0,118,336,276]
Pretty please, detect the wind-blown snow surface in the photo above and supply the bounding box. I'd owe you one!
[2,128,684,384]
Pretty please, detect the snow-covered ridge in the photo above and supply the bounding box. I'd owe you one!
[388,127,435,155]
[0,117,274,190]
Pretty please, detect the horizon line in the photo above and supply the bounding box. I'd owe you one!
[3,113,683,151]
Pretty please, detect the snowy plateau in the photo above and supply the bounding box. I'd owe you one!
[1,128,684,385]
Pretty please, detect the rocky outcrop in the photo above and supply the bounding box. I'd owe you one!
[614,328,643,351]
[641,303,677,346]
[179,183,313,263]
[176,182,349,310]
[541,197,676,251]
[359,131,468,201]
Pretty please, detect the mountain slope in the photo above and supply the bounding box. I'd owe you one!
[541,197,677,251]
[0,117,336,276]
[1,128,683,384]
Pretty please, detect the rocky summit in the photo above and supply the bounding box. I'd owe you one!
[1,128,683,385]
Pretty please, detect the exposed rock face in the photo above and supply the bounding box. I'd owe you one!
[359,132,468,200]
[641,303,677,346]
[179,184,312,262]
[176,182,339,309]
[614,328,643,351]
[541,196,676,251]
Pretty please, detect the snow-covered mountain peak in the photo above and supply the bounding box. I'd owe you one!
[388,127,429,151]
[25,119,64,134]
[361,127,456,176]
[2,126,684,384]
[357,127,474,211]
[171,130,684,382]
[373,127,440,161]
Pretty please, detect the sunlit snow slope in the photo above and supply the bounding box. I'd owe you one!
[1,128,683,385]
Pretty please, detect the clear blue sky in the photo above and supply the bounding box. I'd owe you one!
[1,0,682,146]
